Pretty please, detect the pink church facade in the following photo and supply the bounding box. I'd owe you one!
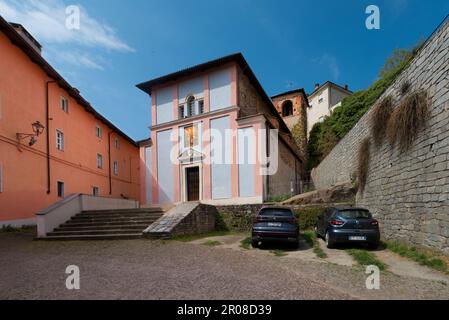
[138,54,305,206]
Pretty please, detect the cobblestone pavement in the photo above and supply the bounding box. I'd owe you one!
[1,231,448,300]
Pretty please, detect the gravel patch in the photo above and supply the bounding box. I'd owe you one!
[1,232,448,300]
[0,232,351,300]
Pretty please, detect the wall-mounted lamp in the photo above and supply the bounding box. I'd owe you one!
[16,121,45,149]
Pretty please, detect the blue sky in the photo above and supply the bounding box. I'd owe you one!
[1,0,448,141]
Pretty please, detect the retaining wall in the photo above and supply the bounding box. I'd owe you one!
[311,17,449,254]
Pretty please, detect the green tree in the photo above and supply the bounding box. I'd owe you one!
[379,48,413,78]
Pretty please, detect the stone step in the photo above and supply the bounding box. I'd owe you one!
[69,216,161,224]
[61,220,157,228]
[75,212,163,218]
[54,224,149,232]
[81,208,163,215]
[47,229,143,236]
[39,234,143,241]
[144,232,172,240]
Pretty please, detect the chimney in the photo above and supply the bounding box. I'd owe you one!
[344,84,349,91]
[9,23,42,54]
[315,83,320,90]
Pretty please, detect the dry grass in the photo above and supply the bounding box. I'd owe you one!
[387,90,429,153]
[357,138,371,194]
[370,96,393,146]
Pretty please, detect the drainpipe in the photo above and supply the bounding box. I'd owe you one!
[265,121,270,199]
[108,131,113,195]
[45,81,56,194]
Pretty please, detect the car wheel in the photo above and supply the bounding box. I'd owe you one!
[252,240,259,248]
[368,242,379,250]
[292,238,300,249]
[325,231,334,249]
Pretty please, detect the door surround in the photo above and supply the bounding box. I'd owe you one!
[181,163,203,202]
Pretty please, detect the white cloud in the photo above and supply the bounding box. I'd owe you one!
[0,0,134,69]
[46,48,105,70]
[314,53,340,80]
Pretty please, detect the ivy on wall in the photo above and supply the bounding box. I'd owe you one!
[307,48,418,170]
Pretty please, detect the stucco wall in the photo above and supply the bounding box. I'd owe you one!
[268,137,302,198]
[210,116,232,199]
[307,87,329,135]
[311,19,449,253]
[156,129,174,204]
[0,31,140,223]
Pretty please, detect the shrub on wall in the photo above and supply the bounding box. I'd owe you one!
[399,80,411,96]
[357,138,372,194]
[294,207,326,230]
[291,120,307,160]
[215,212,230,232]
[307,46,416,170]
[370,96,393,146]
[386,90,429,153]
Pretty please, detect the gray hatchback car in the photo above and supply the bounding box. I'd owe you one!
[315,207,380,249]
[251,206,299,248]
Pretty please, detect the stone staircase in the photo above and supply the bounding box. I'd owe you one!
[42,208,164,240]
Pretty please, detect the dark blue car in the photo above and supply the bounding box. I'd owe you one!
[251,206,299,248]
[315,207,380,249]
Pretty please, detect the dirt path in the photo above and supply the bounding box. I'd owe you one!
[190,233,449,298]
[374,250,449,284]
[193,234,356,267]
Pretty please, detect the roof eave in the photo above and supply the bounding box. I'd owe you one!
[0,15,138,147]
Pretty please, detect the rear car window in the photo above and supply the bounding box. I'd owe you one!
[259,209,293,217]
[337,210,372,219]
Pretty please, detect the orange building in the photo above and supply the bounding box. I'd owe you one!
[0,17,140,227]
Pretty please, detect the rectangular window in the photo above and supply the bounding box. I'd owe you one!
[92,186,99,196]
[97,154,103,169]
[187,100,193,117]
[113,160,119,175]
[57,181,64,198]
[198,99,204,114]
[56,130,64,151]
[184,125,199,148]
[114,138,120,149]
[61,96,69,113]
[96,125,102,138]
[178,105,185,119]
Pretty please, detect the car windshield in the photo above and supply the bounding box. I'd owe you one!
[259,209,293,217]
[338,210,372,219]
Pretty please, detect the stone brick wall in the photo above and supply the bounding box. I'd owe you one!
[216,204,263,231]
[238,68,258,118]
[171,204,217,236]
[311,18,449,254]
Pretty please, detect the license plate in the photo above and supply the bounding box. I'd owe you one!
[268,222,282,227]
[349,236,366,241]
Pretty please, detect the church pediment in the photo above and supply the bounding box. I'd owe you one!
[178,148,204,163]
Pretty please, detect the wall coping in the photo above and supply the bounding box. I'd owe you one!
[36,193,81,216]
